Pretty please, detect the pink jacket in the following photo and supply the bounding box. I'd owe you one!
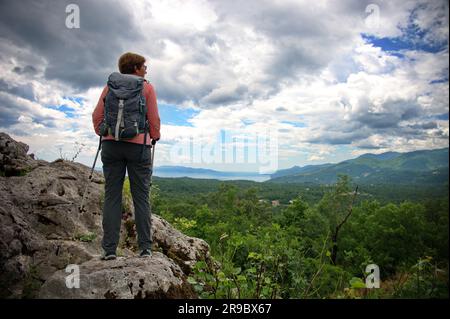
[92,81,161,145]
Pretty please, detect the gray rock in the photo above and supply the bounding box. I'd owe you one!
[0,132,37,177]
[0,132,211,299]
[39,252,196,299]
[152,215,210,274]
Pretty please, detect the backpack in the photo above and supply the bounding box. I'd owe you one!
[99,72,148,141]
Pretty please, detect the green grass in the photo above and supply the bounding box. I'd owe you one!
[74,232,97,242]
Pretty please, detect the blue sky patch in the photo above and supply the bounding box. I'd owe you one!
[281,121,307,128]
[362,4,449,54]
[435,113,449,121]
[46,104,76,118]
[63,96,84,104]
[158,103,199,126]
[362,33,447,54]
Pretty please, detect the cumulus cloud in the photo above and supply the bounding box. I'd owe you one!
[0,0,448,169]
[0,0,139,90]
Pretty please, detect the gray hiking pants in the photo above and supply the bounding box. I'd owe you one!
[100,140,152,254]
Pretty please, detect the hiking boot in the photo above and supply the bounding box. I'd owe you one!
[140,249,152,258]
[101,252,117,260]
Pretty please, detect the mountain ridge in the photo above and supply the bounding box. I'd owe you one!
[268,147,449,185]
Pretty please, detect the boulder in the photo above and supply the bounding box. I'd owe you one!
[39,253,196,299]
[152,215,210,274]
[0,132,211,299]
[0,132,44,177]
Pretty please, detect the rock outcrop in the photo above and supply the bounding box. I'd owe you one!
[39,253,196,299]
[0,132,210,299]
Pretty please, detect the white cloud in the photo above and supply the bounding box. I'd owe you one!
[0,0,448,171]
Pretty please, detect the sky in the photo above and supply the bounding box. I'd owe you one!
[0,0,448,173]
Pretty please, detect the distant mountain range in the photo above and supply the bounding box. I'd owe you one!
[153,166,271,182]
[268,148,449,185]
[95,148,449,185]
[95,165,270,181]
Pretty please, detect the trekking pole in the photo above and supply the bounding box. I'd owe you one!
[149,139,156,193]
[79,136,102,212]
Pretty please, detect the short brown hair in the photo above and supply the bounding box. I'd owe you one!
[118,52,146,74]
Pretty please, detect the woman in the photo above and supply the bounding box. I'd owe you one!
[92,52,160,260]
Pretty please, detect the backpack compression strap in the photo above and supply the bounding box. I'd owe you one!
[115,99,125,141]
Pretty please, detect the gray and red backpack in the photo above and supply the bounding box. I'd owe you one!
[99,72,148,142]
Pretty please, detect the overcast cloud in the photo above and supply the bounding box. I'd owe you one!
[0,0,448,171]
